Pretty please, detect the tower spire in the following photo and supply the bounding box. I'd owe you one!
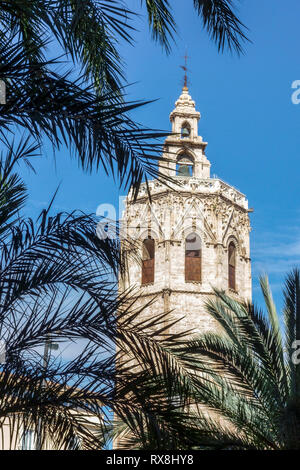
[180,52,188,90]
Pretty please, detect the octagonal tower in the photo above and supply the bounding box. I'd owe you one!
[120,85,252,336]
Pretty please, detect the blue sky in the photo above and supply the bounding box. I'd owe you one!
[17,0,300,315]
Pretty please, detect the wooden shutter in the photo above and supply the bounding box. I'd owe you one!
[228,264,235,290]
[185,254,201,282]
[185,233,202,282]
[141,238,155,285]
[142,258,154,284]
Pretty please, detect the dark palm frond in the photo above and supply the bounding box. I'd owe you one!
[0,137,40,237]
[0,165,199,450]
[0,0,249,98]
[193,0,250,54]
[141,0,249,56]
[0,212,121,319]
[0,1,249,197]
[50,0,136,93]
[0,137,191,452]
[0,39,171,196]
[0,0,129,94]
[0,259,198,449]
[0,0,49,63]
[0,348,107,450]
[141,0,176,54]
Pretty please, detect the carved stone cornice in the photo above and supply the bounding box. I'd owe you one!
[165,136,207,149]
[126,179,249,214]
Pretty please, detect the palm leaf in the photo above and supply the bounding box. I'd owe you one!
[193,0,250,54]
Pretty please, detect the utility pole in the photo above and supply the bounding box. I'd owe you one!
[36,336,58,450]
[0,80,6,104]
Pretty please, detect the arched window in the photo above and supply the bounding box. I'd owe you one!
[228,242,236,290]
[185,233,201,282]
[176,154,194,177]
[181,123,191,139]
[141,237,155,284]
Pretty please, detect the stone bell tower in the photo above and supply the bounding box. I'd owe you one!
[120,84,252,336]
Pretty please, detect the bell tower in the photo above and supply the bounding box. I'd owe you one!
[159,85,210,180]
[120,84,252,336]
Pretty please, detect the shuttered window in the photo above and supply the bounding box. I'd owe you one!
[142,238,155,284]
[228,242,236,290]
[185,233,201,282]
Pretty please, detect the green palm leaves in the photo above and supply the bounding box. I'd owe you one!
[177,272,300,449]
[113,272,300,450]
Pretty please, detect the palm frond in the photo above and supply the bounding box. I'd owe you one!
[0,39,172,195]
[51,0,135,92]
[259,276,288,396]
[142,0,176,54]
[283,268,300,400]
[0,137,40,237]
[193,0,250,54]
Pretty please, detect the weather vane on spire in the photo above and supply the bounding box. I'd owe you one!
[180,52,189,89]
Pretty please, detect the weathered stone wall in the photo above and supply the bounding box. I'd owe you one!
[120,179,252,340]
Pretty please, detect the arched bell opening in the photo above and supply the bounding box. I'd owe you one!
[176,154,194,177]
[181,122,191,139]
